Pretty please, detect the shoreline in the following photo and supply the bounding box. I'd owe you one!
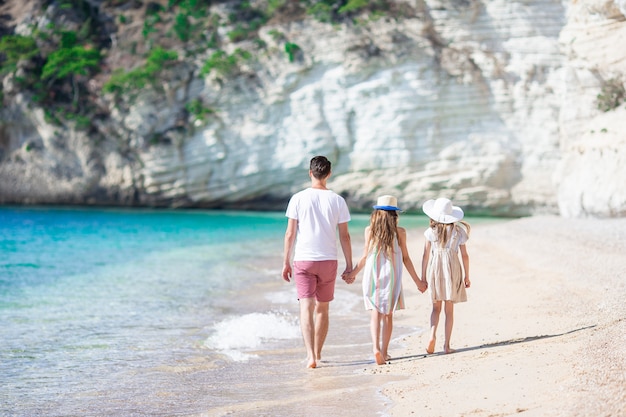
[369,215,626,416]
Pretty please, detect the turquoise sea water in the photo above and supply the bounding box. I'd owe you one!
[1,206,300,415]
[2,206,485,416]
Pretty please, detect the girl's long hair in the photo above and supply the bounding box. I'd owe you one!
[429,219,471,247]
[368,210,399,258]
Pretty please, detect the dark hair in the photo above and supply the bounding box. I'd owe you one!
[309,155,331,179]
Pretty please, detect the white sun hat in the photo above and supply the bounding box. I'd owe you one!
[373,195,401,211]
[422,198,464,223]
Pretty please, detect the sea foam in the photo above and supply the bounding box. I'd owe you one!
[204,310,300,361]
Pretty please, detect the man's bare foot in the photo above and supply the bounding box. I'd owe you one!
[444,346,456,354]
[426,338,436,354]
[374,351,386,365]
[307,358,317,369]
[385,354,392,361]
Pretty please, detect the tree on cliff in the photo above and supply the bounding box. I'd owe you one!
[40,32,101,111]
[0,35,40,75]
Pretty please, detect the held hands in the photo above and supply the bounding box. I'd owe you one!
[342,268,356,284]
[417,279,428,294]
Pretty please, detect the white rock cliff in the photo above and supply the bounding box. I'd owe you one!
[1,0,625,217]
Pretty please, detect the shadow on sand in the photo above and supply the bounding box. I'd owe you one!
[389,324,597,363]
[319,324,596,368]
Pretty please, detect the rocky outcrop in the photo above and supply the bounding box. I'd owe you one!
[1,0,625,217]
[556,0,626,217]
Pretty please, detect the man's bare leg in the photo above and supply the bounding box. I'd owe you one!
[314,301,329,361]
[299,297,317,368]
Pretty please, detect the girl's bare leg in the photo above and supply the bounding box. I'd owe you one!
[381,313,393,361]
[427,301,442,354]
[443,301,455,354]
[370,310,385,365]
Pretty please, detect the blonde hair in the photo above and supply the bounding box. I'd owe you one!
[429,219,471,247]
[368,210,399,258]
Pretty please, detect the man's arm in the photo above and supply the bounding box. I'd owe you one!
[282,218,297,282]
[338,222,353,279]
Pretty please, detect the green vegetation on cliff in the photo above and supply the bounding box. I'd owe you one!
[596,78,625,112]
[0,35,40,74]
[0,1,107,131]
[103,47,178,96]
[0,0,401,136]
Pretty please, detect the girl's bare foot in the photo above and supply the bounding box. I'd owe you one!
[426,338,436,354]
[306,358,317,369]
[444,346,456,354]
[374,351,386,365]
[385,354,392,361]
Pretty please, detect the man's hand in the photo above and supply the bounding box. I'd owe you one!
[282,264,292,282]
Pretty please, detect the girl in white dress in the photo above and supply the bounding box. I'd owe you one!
[421,198,471,354]
[348,195,427,365]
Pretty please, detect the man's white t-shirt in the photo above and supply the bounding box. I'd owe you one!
[285,188,351,261]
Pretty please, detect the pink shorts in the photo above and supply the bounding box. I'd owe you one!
[293,260,338,302]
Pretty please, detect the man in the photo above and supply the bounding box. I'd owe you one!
[282,155,353,369]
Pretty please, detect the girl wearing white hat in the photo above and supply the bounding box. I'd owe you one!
[421,198,471,354]
[347,195,428,365]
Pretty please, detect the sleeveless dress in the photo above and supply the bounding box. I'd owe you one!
[424,224,468,303]
[362,239,405,314]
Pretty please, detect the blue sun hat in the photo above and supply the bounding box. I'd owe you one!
[373,195,401,211]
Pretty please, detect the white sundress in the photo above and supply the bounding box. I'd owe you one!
[362,239,405,314]
[424,224,468,303]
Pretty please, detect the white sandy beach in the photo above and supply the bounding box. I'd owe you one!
[370,215,626,417]
[193,215,625,417]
